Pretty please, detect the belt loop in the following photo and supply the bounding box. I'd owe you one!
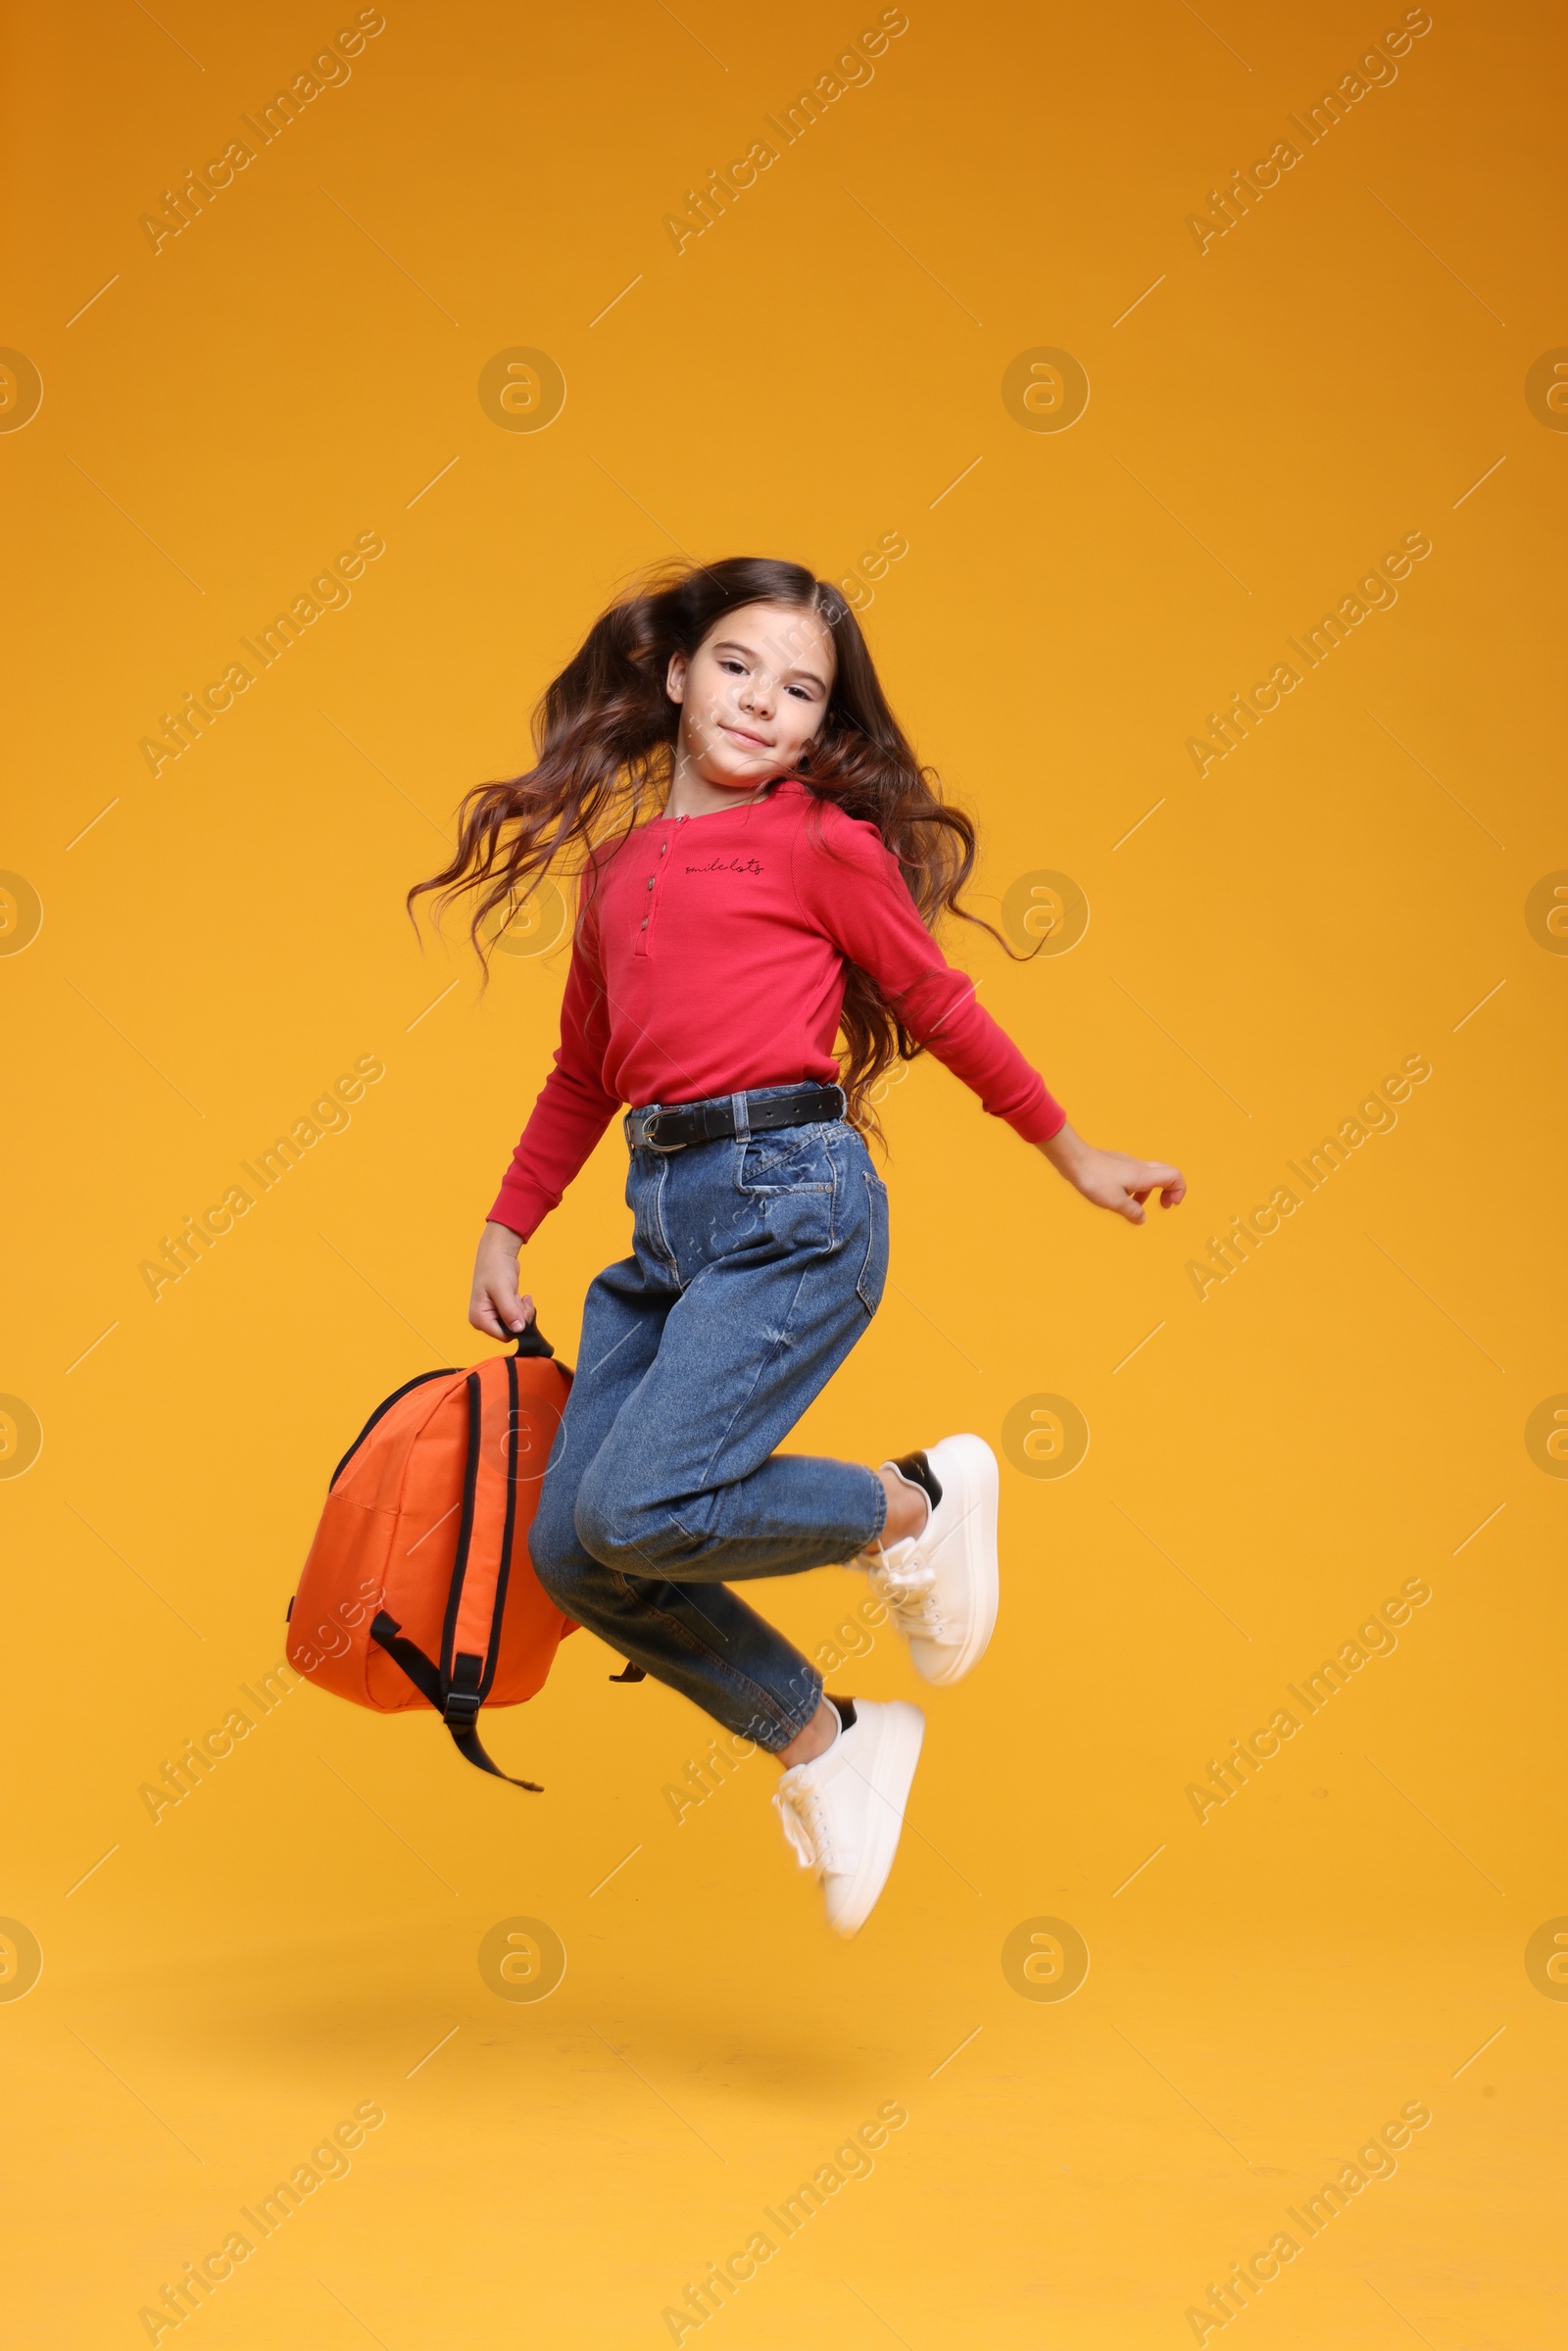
[730,1091,750,1141]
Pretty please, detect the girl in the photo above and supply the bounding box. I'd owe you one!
[412,558,1184,1937]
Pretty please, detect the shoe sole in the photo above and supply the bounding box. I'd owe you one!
[830,1701,925,1937]
[911,1434,1000,1687]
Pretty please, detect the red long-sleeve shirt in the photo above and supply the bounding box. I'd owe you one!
[488,779,1065,1239]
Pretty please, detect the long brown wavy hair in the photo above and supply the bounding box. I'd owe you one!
[409,555,1010,1137]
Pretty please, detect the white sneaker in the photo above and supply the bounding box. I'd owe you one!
[772,1697,925,1937]
[868,1435,1000,1686]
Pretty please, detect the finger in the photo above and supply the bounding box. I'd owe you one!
[1160,1172,1188,1207]
[1119,1195,1147,1225]
[486,1278,529,1335]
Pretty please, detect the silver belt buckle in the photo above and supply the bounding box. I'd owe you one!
[631,1106,685,1153]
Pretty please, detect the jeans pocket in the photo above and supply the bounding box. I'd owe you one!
[735,1125,836,1197]
[732,1130,837,1255]
[856,1169,890,1315]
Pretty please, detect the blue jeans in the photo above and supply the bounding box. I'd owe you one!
[528,1090,891,1752]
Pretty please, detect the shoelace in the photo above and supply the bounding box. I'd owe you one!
[868,1555,949,1641]
[773,1778,843,1875]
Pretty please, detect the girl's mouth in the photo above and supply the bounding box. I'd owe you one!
[720,723,770,748]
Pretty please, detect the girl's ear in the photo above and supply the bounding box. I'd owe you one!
[665,651,687,704]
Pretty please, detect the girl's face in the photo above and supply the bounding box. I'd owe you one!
[665,600,837,792]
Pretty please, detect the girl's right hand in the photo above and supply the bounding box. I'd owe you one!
[470,1220,535,1338]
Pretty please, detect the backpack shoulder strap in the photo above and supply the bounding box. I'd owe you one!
[439,1352,520,1699]
[368,1612,542,1790]
[369,1350,542,1791]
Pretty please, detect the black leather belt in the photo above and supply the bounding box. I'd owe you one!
[624,1083,846,1152]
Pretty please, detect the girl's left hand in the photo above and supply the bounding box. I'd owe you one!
[1040,1123,1186,1224]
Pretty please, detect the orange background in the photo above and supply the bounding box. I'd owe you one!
[3,0,1566,2343]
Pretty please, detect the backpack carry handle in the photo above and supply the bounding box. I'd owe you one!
[510,1318,554,1359]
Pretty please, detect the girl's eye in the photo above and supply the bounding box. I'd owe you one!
[788,685,812,701]
[719,659,746,674]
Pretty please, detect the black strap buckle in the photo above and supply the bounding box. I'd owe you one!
[443,1649,484,1729]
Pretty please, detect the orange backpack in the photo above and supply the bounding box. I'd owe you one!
[286,1322,590,1790]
